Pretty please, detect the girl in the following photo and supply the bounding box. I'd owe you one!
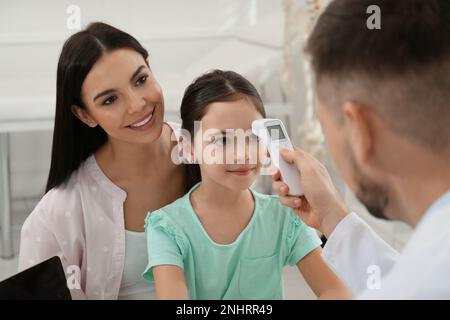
[143,70,351,299]
[18,22,187,299]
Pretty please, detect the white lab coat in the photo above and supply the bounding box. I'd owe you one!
[322,190,450,299]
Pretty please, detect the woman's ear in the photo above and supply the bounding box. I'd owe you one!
[71,105,98,128]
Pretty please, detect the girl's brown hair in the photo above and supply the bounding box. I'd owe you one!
[180,69,266,191]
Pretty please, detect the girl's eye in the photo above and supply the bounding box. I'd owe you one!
[136,75,148,86]
[215,136,232,146]
[102,96,117,106]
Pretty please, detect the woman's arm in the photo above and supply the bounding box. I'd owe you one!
[297,247,352,299]
[153,265,189,300]
[18,210,86,299]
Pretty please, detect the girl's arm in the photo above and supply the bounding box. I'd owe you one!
[153,265,189,300]
[297,247,352,299]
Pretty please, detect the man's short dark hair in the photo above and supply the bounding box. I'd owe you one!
[306,0,450,152]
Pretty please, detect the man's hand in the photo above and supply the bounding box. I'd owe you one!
[272,147,349,238]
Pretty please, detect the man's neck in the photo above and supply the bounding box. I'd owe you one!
[391,152,450,227]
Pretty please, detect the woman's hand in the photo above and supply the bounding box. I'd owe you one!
[272,147,349,238]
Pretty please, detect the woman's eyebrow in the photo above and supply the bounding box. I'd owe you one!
[130,65,146,81]
[92,65,147,102]
[93,89,115,102]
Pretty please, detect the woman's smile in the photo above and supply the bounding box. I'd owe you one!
[126,108,156,131]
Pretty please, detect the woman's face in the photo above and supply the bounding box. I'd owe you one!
[75,48,164,145]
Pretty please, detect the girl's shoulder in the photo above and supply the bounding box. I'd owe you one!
[144,195,191,250]
[144,194,189,231]
[251,189,288,210]
[251,189,300,222]
[165,121,182,144]
[250,189,318,248]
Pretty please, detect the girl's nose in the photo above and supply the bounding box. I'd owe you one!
[234,137,250,164]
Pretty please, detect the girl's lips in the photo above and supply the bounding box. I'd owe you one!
[227,167,256,176]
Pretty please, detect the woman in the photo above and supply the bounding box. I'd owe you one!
[18,22,187,299]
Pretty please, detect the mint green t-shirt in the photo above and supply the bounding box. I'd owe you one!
[143,183,321,300]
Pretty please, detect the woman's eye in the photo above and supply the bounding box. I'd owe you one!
[102,96,117,106]
[136,75,148,86]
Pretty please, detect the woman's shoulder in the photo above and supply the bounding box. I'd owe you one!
[162,121,183,165]
[164,121,182,143]
[165,121,181,132]
[28,160,94,225]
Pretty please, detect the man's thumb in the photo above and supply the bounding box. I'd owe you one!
[280,149,301,168]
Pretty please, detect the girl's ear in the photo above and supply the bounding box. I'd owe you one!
[179,135,195,164]
[71,105,98,128]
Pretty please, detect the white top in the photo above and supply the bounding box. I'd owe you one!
[118,231,156,300]
[322,190,450,299]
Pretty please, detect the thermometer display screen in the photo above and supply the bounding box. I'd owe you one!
[267,124,286,140]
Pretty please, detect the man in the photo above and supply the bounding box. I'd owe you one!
[274,0,450,298]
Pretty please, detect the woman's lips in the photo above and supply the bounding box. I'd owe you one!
[126,109,155,131]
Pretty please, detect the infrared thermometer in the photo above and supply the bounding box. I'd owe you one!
[252,119,303,196]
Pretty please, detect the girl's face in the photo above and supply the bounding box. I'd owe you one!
[192,97,264,192]
[74,48,164,145]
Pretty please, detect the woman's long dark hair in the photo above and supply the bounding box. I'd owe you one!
[46,22,148,192]
[180,70,266,191]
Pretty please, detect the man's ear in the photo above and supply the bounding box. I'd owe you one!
[342,100,374,165]
[71,105,98,128]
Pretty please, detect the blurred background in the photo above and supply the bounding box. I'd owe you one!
[0,0,412,299]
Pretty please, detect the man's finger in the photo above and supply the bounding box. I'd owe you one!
[279,195,302,209]
[271,169,281,181]
[280,148,304,169]
[272,181,289,196]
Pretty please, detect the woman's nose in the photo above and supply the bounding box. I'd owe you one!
[126,90,146,114]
